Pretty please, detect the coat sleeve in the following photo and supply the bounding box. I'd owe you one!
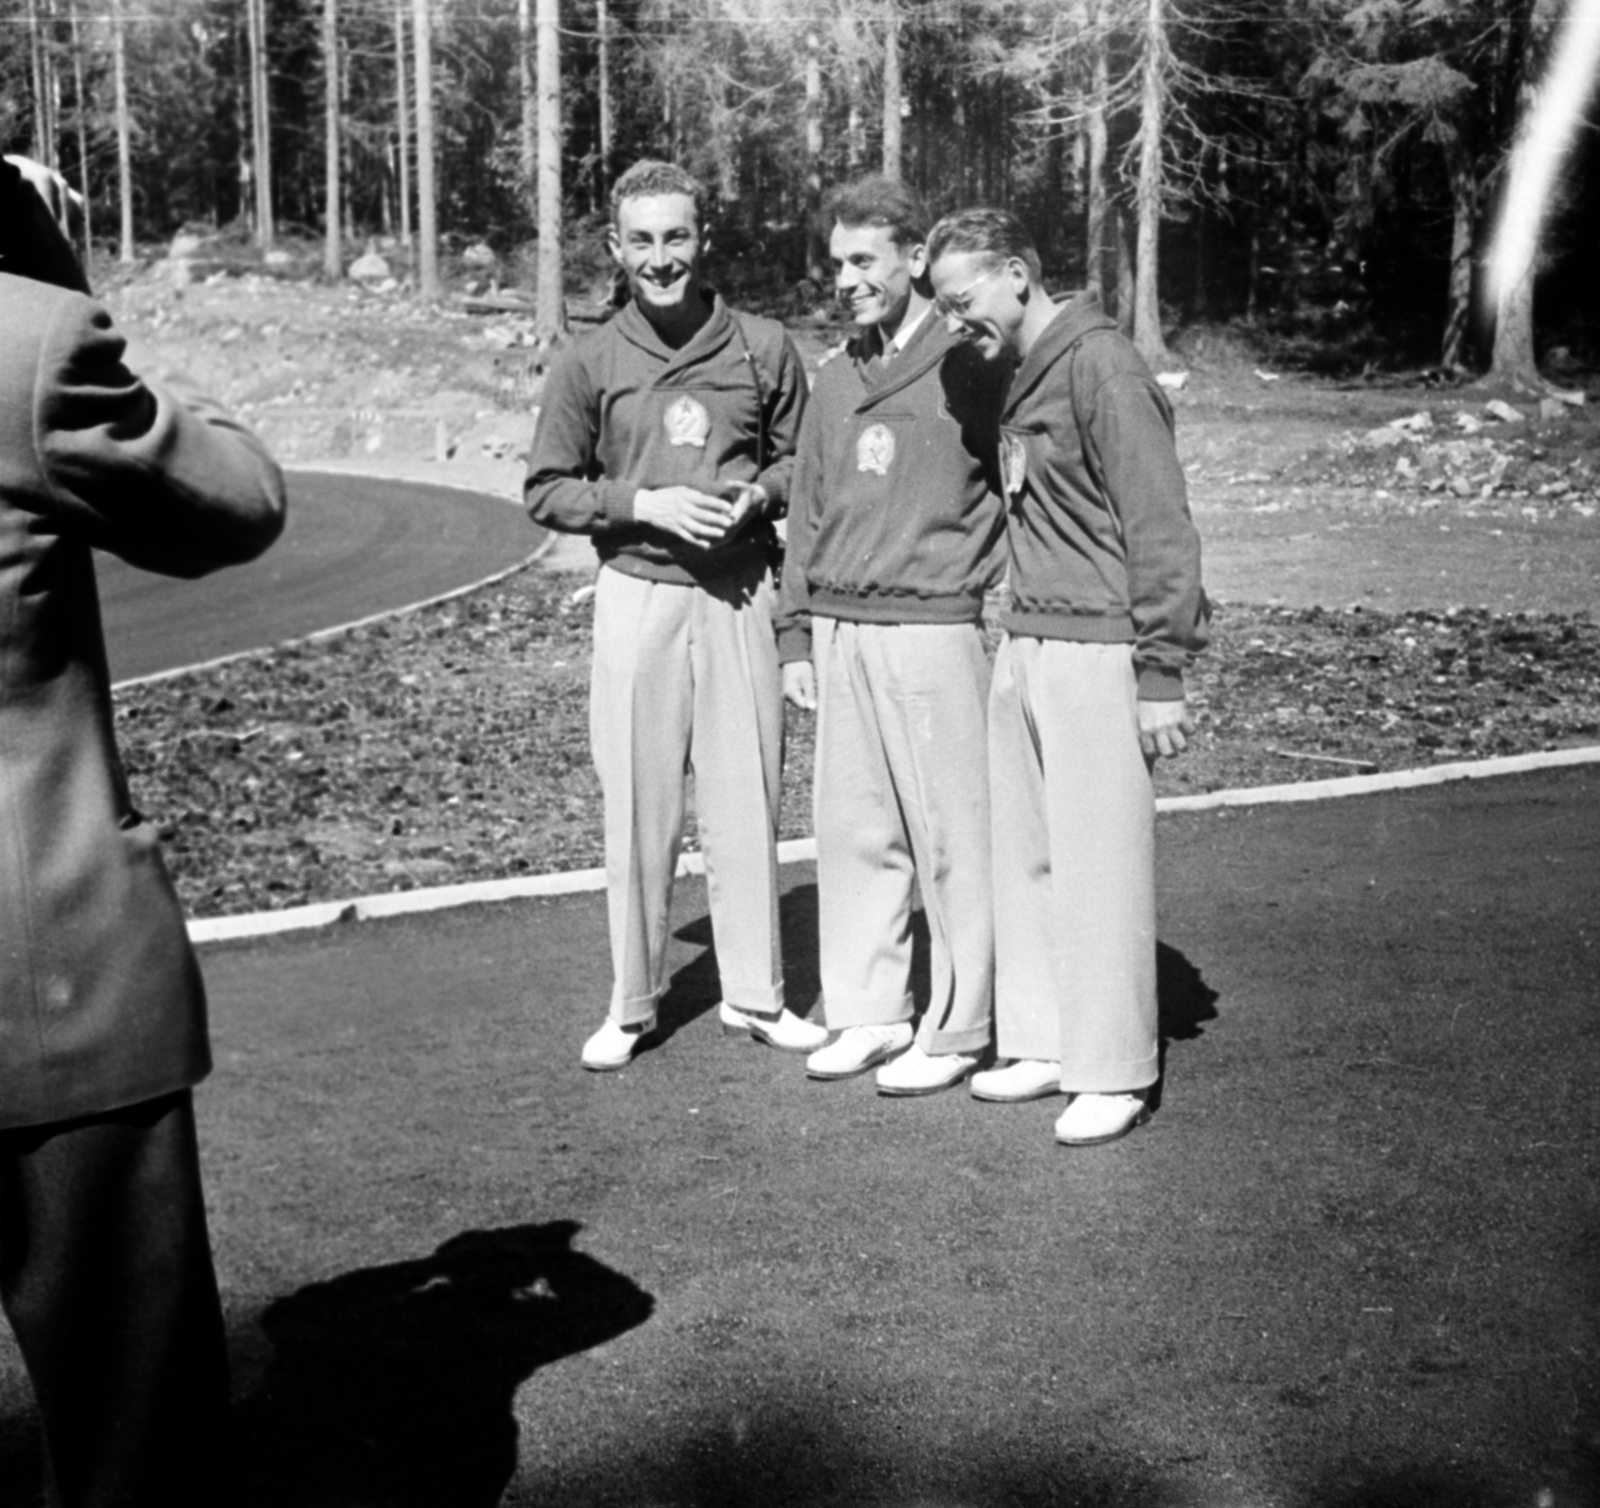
[772,388,826,665]
[35,295,286,578]
[1081,355,1208,700]
[524,345,636,533]
[753,330,807,516]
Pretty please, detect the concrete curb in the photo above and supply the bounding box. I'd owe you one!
[187,745,1600,947]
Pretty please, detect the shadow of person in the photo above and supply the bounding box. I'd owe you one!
[232,1220,652,1508]
[1151,940,1219,1112]
[651,884,833,1047]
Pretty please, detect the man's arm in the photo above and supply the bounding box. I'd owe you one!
[524,349,634,535]
[525,349,733,546]
[36,295,285,577]
[773,387,827,710]
[1083,366,1208,699]
[752,331,808,516]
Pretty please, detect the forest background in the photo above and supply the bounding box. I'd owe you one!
[4,0,1599,381]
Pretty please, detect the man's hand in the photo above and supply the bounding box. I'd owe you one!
[632,485,735,546]
[720,481,768,538]
[782,660,817,711]
[1137,697,1194,760]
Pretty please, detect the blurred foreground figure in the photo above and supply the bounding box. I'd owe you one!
[526,160,825,1071]
[0,157,285,1505]
[927,208,1207,1147]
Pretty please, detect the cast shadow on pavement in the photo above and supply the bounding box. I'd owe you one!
[230,1219,653,1508]
[651,889,1217,1099]
[650,882,847,1047]
[1151,939,1219,1112]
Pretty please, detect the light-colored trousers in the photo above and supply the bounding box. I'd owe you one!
[989,636,1159,1090]
[813,618,993,1055]
[590,561,784,1025]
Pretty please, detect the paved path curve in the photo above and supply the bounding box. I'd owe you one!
[97,469,540,683]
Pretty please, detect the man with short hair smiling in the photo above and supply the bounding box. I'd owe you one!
[776,176,1008,1095]
[926,207,1207,1144]
[527,160,824,1070]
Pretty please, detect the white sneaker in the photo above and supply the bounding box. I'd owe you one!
[1054,1091,1150,1146]
[875,1044,979,1097]
[719,1003,829,1053]
[580,1018,652,1072]
[970,1059,1063,1103]
[805,1023,913,1081]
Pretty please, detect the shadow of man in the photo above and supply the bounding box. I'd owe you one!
[650,883,834,1047]
[233,1220,652,1508]
[1151,940,1220,1111]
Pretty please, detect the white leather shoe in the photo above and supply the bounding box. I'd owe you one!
[875,1044,979,1097]
[970,1059,1063,1103]
[805,1023,913,1081]
[1053,1091,1150,1146]
[580,1018,652,1072]
[719,1003,829,1053]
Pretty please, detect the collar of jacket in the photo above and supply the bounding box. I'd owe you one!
[846,312,960,412]
[1005,288,1119,417]
[613,291,739,383]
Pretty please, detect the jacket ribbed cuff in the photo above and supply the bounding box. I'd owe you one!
[1136,663,1185,701]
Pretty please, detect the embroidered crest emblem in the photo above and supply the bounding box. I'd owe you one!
[1001,433,1027,498]
[664,395,711,448]
[856,423,896,476]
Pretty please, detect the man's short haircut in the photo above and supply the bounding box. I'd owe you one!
[610,160,706,226]
[825,175,929,248]
[926,207,1043,283]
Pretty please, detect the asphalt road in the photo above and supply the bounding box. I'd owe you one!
[97,469,540,683]
[3,766,1593,1505]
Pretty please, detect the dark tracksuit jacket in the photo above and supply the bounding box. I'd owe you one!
[1000,290,1207,699]
[775,313,1009,663]
[524,294,806,586]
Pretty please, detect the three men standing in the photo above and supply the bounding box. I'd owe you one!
[777,178,1008,1096]
[530,164,1205,1146]
[527,161,827,1070]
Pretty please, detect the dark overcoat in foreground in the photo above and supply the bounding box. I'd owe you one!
[0,271,285,1130]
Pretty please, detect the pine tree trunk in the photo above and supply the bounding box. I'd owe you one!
[518,0,536,207]
[847,58,866,172]
[1441,140,1475,374]
[804,24,825,281]
[881,0,902,181]
[1132,0,1172,368]
[393,0,410,250]
[323,0,341,280]
[1487,7,1568,391]
[413,0,439,299]
[113,0,134,262]
[250,0,275,246]
[1085,0,1108,299]
[596,0,613,198]
[535,0,565,340]
[1114,203,1134,333]
[69,0,91,261]
[28,0,54,168]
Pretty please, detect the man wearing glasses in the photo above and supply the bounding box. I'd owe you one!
[776,177,1008,1094]
[926,208,1207,1145]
